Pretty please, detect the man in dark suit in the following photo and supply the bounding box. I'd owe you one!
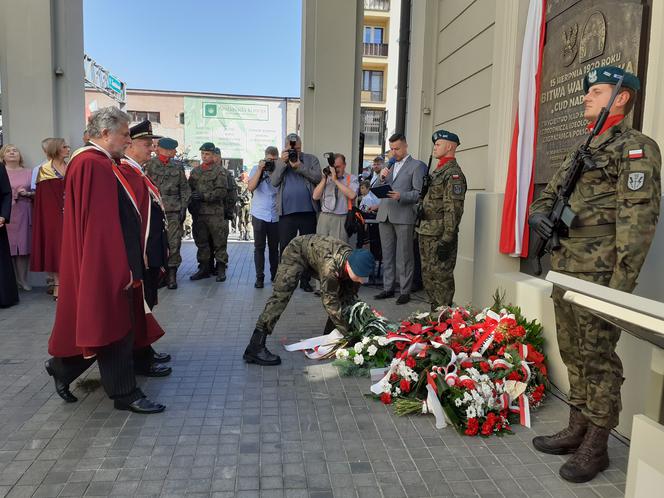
[374,133,427,304]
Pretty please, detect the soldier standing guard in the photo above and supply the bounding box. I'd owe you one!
[416,130,466,310]
[189,142,231,282]
[529,66,661,483]
[144,137,191,289]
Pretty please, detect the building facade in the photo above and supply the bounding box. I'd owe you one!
[86,88,300,167]
[361,0,401,165]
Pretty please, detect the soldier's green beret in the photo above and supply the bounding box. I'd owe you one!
[347,249,375,278]
[199,142,216,152]
[157,137,178,150]
[583,66,640,94]
[213,147,221,155]
[432,129,460,145]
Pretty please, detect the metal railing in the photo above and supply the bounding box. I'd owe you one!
[363,43,388,57]
[361,109,387,146]
[364,0,390,11]
[361,90,384,103]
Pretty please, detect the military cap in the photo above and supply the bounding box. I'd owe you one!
[432,129,460,145]
[129,120,161,140]
[583,66,640,94]
[213,147,221,155]
[199,142,216,152]
[347,249,375,278]
[157,137,178,150]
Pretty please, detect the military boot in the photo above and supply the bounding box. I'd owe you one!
[167,268,178,290]
[533,406,587,455]
[216,266,227,282]
[189,268,210,281]
[559,422,610,483]
[243,329,281,366]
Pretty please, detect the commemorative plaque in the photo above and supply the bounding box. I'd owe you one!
[534,0,647,184]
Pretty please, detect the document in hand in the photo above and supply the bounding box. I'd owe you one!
[370,184,393,199]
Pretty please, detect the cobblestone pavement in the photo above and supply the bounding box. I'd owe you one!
[0,239,629,497]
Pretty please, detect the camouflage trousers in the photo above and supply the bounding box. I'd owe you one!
[238,205,251,234]
[419,234,457,309]
[192,214,228,268]
[255,242,354,334]
[552,271,623,429]
[165,212,184,268]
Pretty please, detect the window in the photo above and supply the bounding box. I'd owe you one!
[128,110,161,124]
[362,70,384,102]
[363,26,384,44]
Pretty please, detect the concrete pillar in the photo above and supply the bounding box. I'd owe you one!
[300,0,364,171]
[0,0,85,166]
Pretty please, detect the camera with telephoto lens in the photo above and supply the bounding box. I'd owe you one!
[263,160,275,173]
[287,133,299,163]
[322,152,335,176]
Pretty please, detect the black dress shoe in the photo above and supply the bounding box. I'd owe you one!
[152,352,171,363]
[190,269,210,281]
[254,277,264,289]
[396,294,411,305]
[135,364,172,377]
[114,397,165,414]
[300,281,314,292]
[374,290,395,300]
[45,360,78,403]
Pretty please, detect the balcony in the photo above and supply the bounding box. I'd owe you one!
[364,0,390,11]
[363,42,388,57]
[361,90,384,103]
[361,109,387,146]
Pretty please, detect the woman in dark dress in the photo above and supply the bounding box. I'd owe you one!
[0,162,20,308]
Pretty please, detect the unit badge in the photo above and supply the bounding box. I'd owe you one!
[627,172,645,191]
[588,69,598,83]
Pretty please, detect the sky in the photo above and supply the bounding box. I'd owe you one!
[83,0,302,97]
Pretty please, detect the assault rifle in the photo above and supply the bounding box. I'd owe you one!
[531,73,624,275]
[415,154,433,227]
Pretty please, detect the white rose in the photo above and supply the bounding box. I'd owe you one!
[362,336,371,345]
[354,342,364,354]
[335,349,349,360]
[395,387,402,395]
[466,406,477,419]
[354,354,365,365]
[367,345,378,357]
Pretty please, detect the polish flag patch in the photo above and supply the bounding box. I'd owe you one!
[628,149,644,159]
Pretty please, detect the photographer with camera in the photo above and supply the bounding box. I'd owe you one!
[269,133,322,292]
[248,146,280,289]
[312,153,358,243]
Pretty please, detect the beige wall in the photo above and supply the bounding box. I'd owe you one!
[407,0,664,438]
[0,0,85,165]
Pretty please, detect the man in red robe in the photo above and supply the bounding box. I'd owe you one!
[119,120,172,377]
[45,107,165,414]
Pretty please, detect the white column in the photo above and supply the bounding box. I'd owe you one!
[0,0,85,166]
[301,0,364,169]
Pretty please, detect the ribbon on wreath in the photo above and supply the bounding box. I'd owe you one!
[423,371,447,429]
[284,329,345,359]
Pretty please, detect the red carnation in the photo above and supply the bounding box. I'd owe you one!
[461,361,473,369]
[481,421,493,436]
[409,323,423,334]
[527,349,545,364]
[459,379,476,390]
[395,341,407,351]
[390,373,398,382]
[493,331,505,343]
[539,364,548,376]
[479,362,490,373]
[405,356,416,368]
[399,379,411,393]
[507,371,521,381]
[380,392,392,404]
[464,418,479,436]
[511,325,526,337]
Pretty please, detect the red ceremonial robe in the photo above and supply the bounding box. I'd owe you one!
[30,163,65,272]
[48,146,164,358]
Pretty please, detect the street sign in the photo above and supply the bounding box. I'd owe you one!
[83,54,126,105]
[108,74,122,94]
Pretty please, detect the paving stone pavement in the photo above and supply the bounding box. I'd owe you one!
[0,239,630,497]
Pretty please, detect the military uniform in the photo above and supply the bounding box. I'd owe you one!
[237,179,251,240]
[529,66,661,483]
[256,235,361,335]
[416,131,467,309]
[144,152,190,275]
[189,161,231,278]
[531,119,661,427]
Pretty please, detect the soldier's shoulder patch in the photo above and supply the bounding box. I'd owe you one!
[627,171,645,190]
[628,149,644,160]
[452,182,465,196]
